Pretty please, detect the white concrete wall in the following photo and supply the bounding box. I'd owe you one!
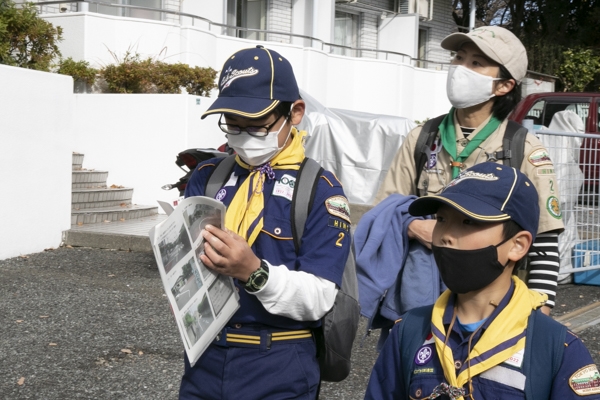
[0,65,73,259]
[71,94,223,208]
[45,13,448,121]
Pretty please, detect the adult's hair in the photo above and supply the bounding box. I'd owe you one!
[492,65,522,121]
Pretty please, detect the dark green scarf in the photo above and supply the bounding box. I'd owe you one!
[439,108,502,178]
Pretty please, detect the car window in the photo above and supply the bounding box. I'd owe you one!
[541,101,589,129]
[525,100,545,129]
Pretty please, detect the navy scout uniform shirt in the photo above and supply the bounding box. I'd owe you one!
[185,157,351,330]
[365,282,600,399]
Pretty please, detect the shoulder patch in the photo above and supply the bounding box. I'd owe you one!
[546,196,562,219]
[528,149,553,167]
[569,365,600,395]
[325,195,351,222]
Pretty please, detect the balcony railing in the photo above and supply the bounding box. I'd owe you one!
[33,0,452,70]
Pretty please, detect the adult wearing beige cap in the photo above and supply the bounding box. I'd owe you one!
[374,26,564,314]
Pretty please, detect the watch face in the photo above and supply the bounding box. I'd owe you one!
[246,266,269,292]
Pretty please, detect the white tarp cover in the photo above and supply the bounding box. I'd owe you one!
[298,90,416,205]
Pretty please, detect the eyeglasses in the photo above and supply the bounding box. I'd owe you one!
[218,114,286,137]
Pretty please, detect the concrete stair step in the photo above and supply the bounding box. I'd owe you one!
[72,170,109,187]
[72,187,134,204]
[72,199,132,210]
[71,205,158,225]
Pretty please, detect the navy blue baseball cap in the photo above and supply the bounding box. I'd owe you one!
[409,163,539,239]
[201,46,300,119]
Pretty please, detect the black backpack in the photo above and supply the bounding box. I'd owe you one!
[205,156,360,382]
[414,115,528,188]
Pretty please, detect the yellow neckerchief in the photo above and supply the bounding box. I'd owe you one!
[431,276,547,399]
[225,127,306,246]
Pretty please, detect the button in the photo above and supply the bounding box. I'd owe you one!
[415,388,422,397]
[274,227,282,235]
[233,323,242,329]
[454,360,462,369]
[458,138,469,147]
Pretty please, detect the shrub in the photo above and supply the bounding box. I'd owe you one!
[0,0,63,71]
[559,48,600,92]
[99,51,217,95]
[57,57,98,86]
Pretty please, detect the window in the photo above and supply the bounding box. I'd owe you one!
[90,0,163,21]
[227,0,267,41]
[417,28,428,68]
[333,11,359,57]
[525,99,589,130]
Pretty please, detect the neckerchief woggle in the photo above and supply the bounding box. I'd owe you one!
[225,127,306,247]
[431,276,547,400]
[439,107,502,179]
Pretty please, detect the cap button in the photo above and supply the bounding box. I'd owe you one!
[256,45,264,49]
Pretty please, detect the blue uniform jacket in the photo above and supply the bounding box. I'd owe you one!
[184,157,350,330]
[365,281,600,400]
[355,194,441,333]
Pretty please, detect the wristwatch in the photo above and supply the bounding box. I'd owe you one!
[244,260,269,293]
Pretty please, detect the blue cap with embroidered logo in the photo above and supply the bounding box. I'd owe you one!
[201,46,300,119]
[408,162,539,240]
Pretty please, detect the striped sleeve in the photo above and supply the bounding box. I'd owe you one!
[527,232,560,307]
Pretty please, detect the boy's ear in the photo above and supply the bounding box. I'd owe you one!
[290,100,305,125]
[507,231,533,262]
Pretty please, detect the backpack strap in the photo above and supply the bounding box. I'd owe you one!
[398,305,433,398]
[523,309,567,400]
[291,158,324,254]
[204,155,236,198]
[494,120,528,169]
[414,114,446,189]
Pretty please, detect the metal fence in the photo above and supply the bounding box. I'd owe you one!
[536,130,600,280]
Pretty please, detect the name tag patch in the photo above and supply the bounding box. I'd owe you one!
[503,348,524,368]
[272,174,295,201]
[328,217,351,233]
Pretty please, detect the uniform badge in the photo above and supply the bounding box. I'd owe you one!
[569,365,600,395]
[215,188,227,201]
[415,345,433,365]
[546,196,562,219]
[503,348,524,368]
[325,196,351,222]
[272,174,295,201]
[528,149,553,167]
[427,138,442,169]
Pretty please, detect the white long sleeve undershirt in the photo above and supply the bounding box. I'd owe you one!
[249,260,338,321]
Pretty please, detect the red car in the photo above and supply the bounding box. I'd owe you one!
[509,92,600,193]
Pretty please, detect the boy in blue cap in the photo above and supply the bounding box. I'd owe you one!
[179,46,351,399]
[365,162,600,400]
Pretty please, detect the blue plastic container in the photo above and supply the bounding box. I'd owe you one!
[573,240,600,286]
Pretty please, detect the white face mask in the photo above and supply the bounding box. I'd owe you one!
[446,65,502,109]
[227,118,292,166]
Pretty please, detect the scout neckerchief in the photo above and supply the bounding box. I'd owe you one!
[225,127,306,247]
[439,107,503,179]
[430,276,547,400]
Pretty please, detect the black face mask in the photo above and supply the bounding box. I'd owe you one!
[432,238,511,294]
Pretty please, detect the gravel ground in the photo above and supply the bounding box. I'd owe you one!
[1,247,600,399]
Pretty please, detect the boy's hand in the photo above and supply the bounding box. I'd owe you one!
[407,219,436,249]
[540,305,551,316]
[200,224,261,282]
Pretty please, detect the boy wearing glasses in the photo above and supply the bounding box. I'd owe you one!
[179,46,351,400]
[364,162,600,400]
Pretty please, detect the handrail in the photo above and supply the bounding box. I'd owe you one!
[32,0,451,69]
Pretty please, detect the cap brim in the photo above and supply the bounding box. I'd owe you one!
[409,193,511,223]
[441,33,503,66]
[201,97,280,119]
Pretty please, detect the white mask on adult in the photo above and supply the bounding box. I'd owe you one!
[446,65,502,109]
[227,117,292,166]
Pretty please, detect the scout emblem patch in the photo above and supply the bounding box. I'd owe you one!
[325,196,351,222]
[415,345,433,365]
[528,149,553,167]
[569,365,600,395]
[546,196,562,219]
